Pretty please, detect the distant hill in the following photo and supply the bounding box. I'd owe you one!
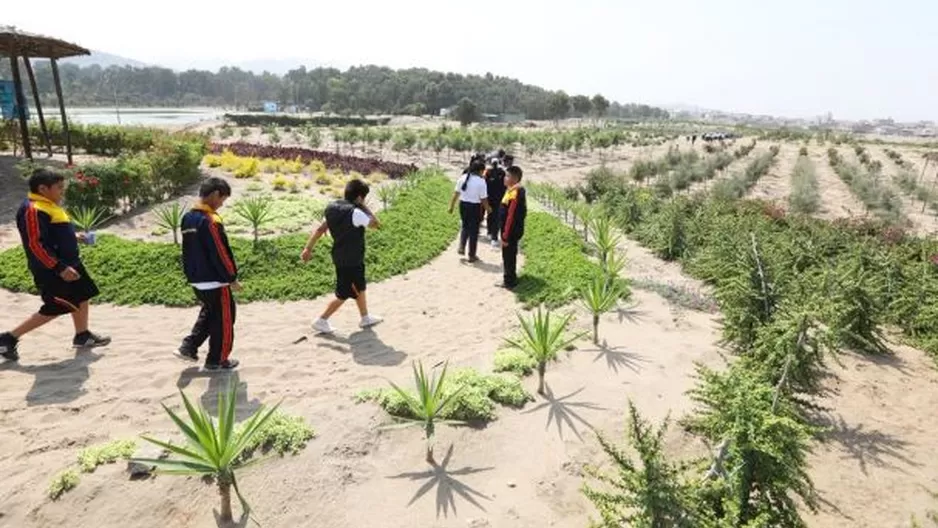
[160,57,346,75]
[61,51,149,69]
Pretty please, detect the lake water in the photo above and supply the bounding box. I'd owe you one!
[63,107,222,127]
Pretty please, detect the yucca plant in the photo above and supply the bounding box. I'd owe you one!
[386,360,466,463]
[589,215,621,267]
[376,183,398,209]
[131,381,280,523]
[69,205,110,233]
[505,307,584,396]
[603,250,628,285]
[233,196,274,245]
[154,202,185,245]
[579,275,627,344]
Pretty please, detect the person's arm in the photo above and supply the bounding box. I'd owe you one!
[356,204,380,229]
[200,217,238,283]
[502,190,520,244]
[301,221,329,262]
[479,179,491,214]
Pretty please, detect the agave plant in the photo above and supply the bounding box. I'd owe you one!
[579,276,627,344]
[233,195,274,245]
[131,381,280,523]
[505,307,585,396]
[154,202,185,245]
[69,205,110,233]
[386,360,466,463]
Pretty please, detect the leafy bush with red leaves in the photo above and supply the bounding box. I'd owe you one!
[223,114,390,128]
[209,142,418,180]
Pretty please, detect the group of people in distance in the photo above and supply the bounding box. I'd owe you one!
[0,153,527,371]
[450,151,527,289]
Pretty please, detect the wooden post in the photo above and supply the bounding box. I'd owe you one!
[9,55,32,160]
[23,57,53,157]
[50,59,73,165]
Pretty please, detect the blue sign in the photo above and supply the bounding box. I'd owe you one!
[0,80,29,121]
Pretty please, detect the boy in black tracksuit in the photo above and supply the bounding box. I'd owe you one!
[484,160,506,245]
[177,178,241,370]
[301,179,382,335]
[499,165,527,290]
[0,170,110,361]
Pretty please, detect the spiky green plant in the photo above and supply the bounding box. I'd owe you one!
[233,195,274,245]
[590,215,621,266]
[579,275,627,344]
[131,381,281,523]
[504,307,584,396]
[153,202,185,245]
[69,205,110,233]
[376,183,398,209]
[386,360,467,463]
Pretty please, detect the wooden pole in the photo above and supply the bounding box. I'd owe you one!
[23,57,53,157]
[9,55,32,160]
[50,59,73,165]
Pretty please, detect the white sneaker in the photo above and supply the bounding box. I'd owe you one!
[360,315,384,328]
[312,318,335,334]
[491,239,499,248]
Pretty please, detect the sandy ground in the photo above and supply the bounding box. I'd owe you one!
[1,146,938,527]
[748,143,799,204]
[810,147,868,221]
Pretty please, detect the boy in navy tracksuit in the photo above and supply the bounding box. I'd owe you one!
[0,170,110,361]
[499,165,527,290]
[177,177,241,370]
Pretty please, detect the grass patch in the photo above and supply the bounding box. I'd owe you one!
[238,410,316,458]
[225,194,326,236]
[356,368,532,422]
[493,348,538,376]
[515,212,616,308]
[48,468,80,500]
[0,171,458,306]
[77,439,137,472]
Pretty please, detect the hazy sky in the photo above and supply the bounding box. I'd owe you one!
[6,0,937,121]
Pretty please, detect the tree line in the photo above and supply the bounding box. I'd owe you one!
[0,60,670,121]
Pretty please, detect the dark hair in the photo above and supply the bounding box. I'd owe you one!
[503,154,514,167]
[28,169,66,193]
[199,177,232,198]
[344,179,370,202]
[461,160,486,191]
[507,165,523,182]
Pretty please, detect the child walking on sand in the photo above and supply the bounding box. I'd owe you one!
[176,178,241,370]
[0,169,110,361]
[301,179,383,334]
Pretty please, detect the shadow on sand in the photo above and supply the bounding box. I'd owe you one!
[388,444,493,518]
[1,350,104,406]
[315,328,407,367]
[522,385,605,441]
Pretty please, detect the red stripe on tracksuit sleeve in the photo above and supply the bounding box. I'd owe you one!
[26,207,59,269]
[208,220,236,278]
[502,197,519,241]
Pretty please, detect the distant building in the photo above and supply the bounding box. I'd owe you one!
[262,101,279,113]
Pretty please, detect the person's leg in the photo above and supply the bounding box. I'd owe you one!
[458,204,468,255]
[467,206,480,259]
[354,266,382,327]
[502,239,519,287]
[181,295,211,352]
[203,288,225,366]
[219,286,235,363]
[10,313,57,338]
[71,301,89,334]
[353,290,368,317]
[320,297,345,319]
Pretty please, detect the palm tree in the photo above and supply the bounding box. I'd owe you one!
[131,381,280,523]
[505,307,585,396]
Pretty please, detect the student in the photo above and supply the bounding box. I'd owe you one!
[302,179,383,335]
[449,159,490,262]
[177,178,241,370]
[484,159,506,247]
[0,169,110,361]
[499,165,528,290]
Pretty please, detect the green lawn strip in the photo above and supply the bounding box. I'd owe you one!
[515,211,617,308]
[0,171,458,306]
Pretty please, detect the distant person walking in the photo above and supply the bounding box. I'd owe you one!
[449,159,490,262]
[484,159,506,247]
[499,165,527,290]
[0,170,111,361]
[302,179,383,335]
[177,177,241,370]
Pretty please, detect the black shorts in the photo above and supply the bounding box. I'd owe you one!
[36,264,100,316]
[335,264,366,300]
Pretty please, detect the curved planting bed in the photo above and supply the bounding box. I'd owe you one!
[0,171,457,306]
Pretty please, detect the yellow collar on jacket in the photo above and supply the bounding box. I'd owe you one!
[192,203,224,224]
[27,193,71,223]
[501,185,522,205]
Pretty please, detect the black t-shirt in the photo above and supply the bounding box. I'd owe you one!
[325,200,366,267]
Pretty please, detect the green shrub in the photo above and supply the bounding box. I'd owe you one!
[0,171,458,306]
[789,155,820,214]
[77,439,137,472]
[48,468,80,500]
[238,411,316,458]
[356,368,531,422]
[493,348,538,376]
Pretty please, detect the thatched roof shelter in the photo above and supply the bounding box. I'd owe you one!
[0,26,90,59]
[1,26,89,163]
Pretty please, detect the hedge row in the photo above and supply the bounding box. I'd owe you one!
[0,171,458,306]
[28,121,205,156]
[210,142,418,179]
[223,114,391,128]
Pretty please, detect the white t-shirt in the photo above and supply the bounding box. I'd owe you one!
[455,173,488,204]
[352,208,370,228]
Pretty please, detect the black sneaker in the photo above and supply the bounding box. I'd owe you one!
[175,347,199,362]
[0,332,19,362]
[73,331,111,349]
[204,359,240,371]
[468,256,480,263]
